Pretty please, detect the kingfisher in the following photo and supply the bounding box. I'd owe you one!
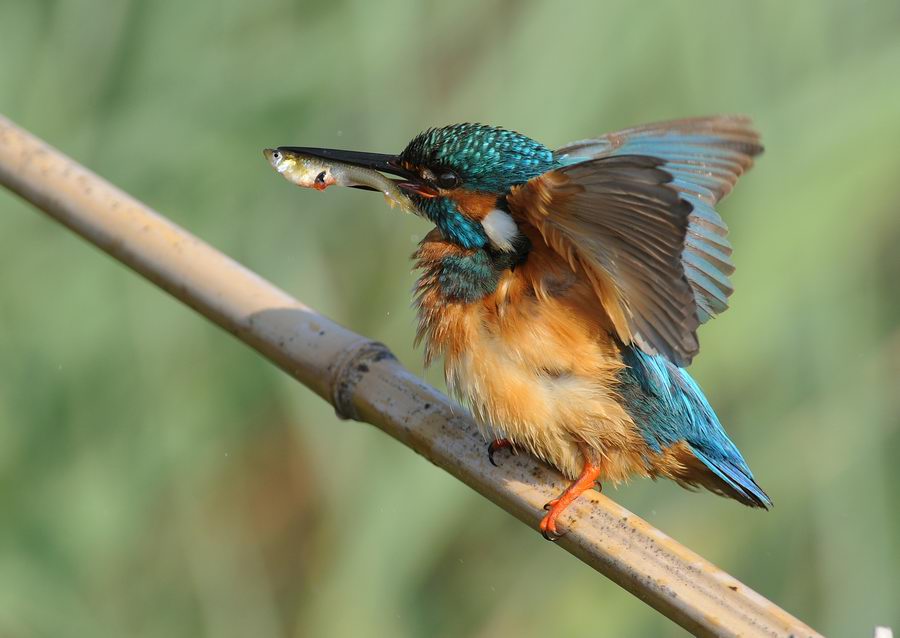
[275,116,770,539]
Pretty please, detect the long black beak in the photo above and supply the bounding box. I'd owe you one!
[277,146,421,193]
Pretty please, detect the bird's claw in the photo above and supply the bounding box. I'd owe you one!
[541,527,564,542]
[487,438,514,467]
[538,511,565,542]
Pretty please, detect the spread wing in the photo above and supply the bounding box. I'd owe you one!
[508,116,762,366]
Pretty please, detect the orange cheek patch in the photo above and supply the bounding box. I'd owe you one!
[448,190,499,221]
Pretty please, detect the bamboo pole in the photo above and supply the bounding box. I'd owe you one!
[0,113,822,638]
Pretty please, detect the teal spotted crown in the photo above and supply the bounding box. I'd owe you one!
[400,123,558,192]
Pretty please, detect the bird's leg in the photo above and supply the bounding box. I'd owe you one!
[539,443,602,541]
[487,438,515,466]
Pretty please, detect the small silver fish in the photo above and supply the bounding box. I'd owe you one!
[263,147,416,212]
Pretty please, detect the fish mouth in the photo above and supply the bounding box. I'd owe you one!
[276,146,438,197]
[262,148,292,174]
[262,148,280,167]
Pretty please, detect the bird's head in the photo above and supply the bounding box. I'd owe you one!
[293,124,557,252]
[394,124,557,251]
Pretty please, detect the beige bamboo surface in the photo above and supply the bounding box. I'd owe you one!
[0,113,823,638]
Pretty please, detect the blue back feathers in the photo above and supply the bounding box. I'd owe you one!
[618,345,771,508]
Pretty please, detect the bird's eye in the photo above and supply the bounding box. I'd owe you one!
[434,171,460,190]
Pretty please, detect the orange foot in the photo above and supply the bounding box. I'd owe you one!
[539,445,602,541]
[487,438,515,466]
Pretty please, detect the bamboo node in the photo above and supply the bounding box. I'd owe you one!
[329,339,396,420]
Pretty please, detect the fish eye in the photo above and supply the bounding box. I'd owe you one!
[272,150,281,161]
[435,170,460,190]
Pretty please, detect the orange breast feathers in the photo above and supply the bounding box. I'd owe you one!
[412,229,653,480]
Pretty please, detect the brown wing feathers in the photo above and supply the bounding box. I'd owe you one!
[508,117,762,365]
[512,156,700,364]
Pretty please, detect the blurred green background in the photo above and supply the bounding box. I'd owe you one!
[1,1,898,636]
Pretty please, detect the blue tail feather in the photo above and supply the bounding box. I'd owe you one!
[618,345,772,508]
[690,448,772,509]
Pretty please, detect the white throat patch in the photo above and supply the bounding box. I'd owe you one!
[481,209,520,252]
